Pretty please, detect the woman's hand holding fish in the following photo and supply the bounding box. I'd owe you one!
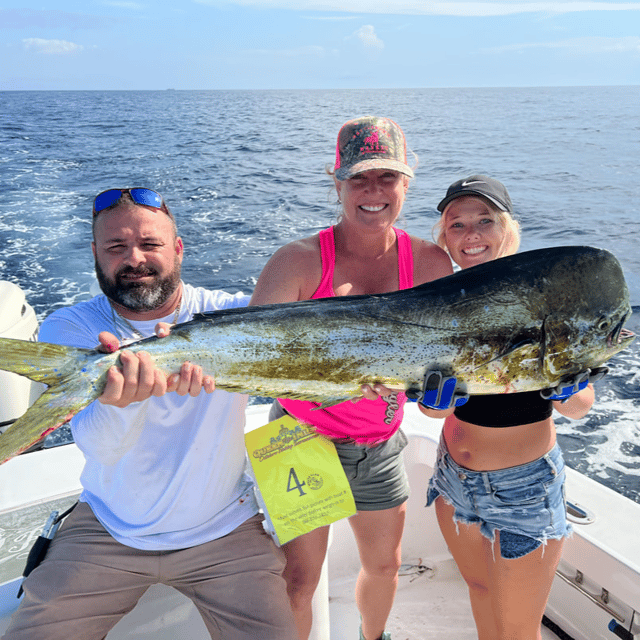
[360,383,402,400]
[360,383,455,418]
[541,367,605,420]
[552,382,595,420]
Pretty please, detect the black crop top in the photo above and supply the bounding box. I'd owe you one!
[453,391,553,428]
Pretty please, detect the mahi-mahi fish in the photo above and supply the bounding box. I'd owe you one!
[0,245,635,463]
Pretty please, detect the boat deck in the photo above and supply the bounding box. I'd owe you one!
[2,552,558,639]
[3,404,639,639]
[325,513,562,640]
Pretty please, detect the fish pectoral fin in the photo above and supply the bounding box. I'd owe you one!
[472,340,541,383]
[484,339,539,365]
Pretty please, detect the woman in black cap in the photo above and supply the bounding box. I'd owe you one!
[250,116,453,640]
[424,175,596,640]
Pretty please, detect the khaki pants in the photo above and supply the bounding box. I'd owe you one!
[4,503,296,640]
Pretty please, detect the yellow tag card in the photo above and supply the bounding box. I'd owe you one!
[245,415,356,546]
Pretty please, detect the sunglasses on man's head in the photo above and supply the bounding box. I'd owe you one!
[93,188,165,217]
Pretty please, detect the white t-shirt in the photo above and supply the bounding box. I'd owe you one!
[38,284,259,550]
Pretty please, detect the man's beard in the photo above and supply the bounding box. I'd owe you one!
[95,259,181,312]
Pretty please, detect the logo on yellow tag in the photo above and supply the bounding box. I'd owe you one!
[250,422,316,462]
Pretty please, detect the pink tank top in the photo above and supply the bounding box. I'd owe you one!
[279,226,413,444]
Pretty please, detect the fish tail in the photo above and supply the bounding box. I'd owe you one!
[0,337,88,383]
[0,337,100,464]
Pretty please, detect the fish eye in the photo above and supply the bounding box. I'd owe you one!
[597,317,612,331]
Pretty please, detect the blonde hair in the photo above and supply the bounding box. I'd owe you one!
[432,198,521,260]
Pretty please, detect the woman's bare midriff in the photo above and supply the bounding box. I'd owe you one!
[442,415,557,471]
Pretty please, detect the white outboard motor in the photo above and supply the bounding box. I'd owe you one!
[0,281,41,434]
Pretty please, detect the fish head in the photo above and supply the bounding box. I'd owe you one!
[540,247,635,381]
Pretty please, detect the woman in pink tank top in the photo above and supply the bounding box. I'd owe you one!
[250,116,453,640]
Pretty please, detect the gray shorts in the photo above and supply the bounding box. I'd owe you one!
[269,401,409,511]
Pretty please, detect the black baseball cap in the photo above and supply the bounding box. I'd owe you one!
[437,175,513,213]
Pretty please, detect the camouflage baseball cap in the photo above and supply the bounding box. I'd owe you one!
[334,116,414,181]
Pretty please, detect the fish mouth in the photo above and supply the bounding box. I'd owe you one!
[607,318,635,349]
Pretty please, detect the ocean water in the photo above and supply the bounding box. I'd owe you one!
[0,87,638,503]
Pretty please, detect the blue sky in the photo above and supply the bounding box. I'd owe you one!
[1,1,640,90]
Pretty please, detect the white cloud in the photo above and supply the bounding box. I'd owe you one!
[22,38,84,54]
[195,0,640,16]
[486,35,640,53]
[353,24,384,48]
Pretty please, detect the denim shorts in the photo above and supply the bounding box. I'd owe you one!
[426,438,571,559]
[269,401,409,511]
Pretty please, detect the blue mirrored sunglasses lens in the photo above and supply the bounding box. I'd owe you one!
[93,189,124,214]
[130,188,163,209]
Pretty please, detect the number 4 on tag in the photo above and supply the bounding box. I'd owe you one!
[287,467,307,496]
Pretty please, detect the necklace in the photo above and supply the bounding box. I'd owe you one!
[109,292,183,343]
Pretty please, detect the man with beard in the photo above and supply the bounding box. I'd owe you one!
[3,188,296,640]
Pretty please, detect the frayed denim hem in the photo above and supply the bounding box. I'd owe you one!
[426,485,572,560]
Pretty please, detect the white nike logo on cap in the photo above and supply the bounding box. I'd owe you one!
[461,180,486,187]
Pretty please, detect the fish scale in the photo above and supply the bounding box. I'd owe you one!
[0,245,634,464]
